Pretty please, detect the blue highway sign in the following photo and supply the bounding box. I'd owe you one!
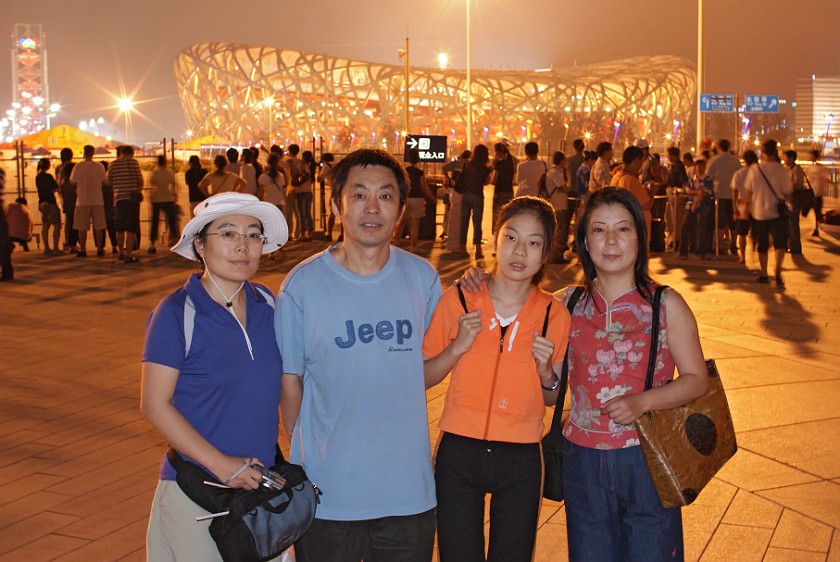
[700,93,735,113]
[744,95,779,113]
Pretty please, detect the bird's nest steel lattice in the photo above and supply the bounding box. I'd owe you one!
[175,42,695,153]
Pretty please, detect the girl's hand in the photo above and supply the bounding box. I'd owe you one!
[451,310,482,355]
[601,393,650,426]
[532,332,555,386]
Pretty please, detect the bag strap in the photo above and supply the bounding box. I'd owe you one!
[798,165,814,191]
[541,301,552,338]
[455,283,469,313]
[545,286,585,439]
[756,164,785,205]
[642,285,669,391]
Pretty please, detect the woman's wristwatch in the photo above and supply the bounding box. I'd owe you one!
[540,376,559,391]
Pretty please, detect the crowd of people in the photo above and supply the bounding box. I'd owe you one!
[0,142,341,279]
[435,136,827,291]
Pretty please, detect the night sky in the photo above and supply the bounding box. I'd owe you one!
[3,0,839,141]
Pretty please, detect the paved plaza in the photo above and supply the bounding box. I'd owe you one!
[2,209,840,561]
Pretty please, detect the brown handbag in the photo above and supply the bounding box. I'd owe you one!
[634,285,737,508]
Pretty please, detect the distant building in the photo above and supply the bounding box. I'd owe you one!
[175,43,696,154]
[6,24,50,139]
[795,75,840,144]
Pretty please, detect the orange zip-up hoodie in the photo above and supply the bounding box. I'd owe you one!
[423,282,570,444]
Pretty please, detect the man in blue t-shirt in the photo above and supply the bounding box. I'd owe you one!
[275,149,441,562]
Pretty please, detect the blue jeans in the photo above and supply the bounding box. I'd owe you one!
[295,509,435,562]
[458,192,484,247]
[296,192,314,234]
[562,440,684,562]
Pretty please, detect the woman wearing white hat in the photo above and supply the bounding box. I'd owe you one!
[141,193,289,560]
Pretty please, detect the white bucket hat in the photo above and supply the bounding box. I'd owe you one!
[170,192,288,260]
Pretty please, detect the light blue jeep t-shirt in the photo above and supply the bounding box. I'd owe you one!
[275,245,441,520]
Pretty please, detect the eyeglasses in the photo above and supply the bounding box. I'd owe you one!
[205,230,268,245]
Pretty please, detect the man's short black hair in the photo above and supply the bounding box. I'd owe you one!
[667,146,680,158]
[717,139,730,152]
[622,146,644,165]
[762,139,779,158]
[784,149,798,161]
[226,147,238,163]
[596,142,612,158]
[288,144,300,156]
[573,139,585,152]
[330,149,408,211]
[743,150,758,165]
[83,145,95,157]
[524,141,539,157]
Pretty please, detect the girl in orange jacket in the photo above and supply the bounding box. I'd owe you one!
[423,196,570,562]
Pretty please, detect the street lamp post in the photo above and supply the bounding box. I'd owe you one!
[46,103,60,129]
[398,38,411,136]
[118,97,133,144]
[466,0,472,150]
[696,0,704,152]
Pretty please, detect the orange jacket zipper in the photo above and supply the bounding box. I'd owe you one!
[482,331,505,440]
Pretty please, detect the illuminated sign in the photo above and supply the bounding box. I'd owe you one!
[404,135,447,163]
[18,37,38,49]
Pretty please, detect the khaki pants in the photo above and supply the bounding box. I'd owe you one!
[146,480,292,561]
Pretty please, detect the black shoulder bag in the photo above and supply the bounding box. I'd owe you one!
[167,448,320,561]
[541,285,584,501]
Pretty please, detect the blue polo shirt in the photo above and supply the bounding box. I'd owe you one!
[143,273,283,480]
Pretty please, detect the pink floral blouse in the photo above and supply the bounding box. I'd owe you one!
[561,284,675,449]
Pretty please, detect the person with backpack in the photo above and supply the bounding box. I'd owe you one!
[141,192,289,560]
[542,151,571,263]
[423,196,571,562]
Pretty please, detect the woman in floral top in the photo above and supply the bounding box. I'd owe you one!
[561,187,708,561]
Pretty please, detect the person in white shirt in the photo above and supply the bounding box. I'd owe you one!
[588,142,613,192]
[544,151,571,263]
[806,149,829,237]
[148,155,179,254]
[515,142,546,197]
[69,144,107,257]
[744,140,793,287]
[238,149,258,196]
[707,139,742,254]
